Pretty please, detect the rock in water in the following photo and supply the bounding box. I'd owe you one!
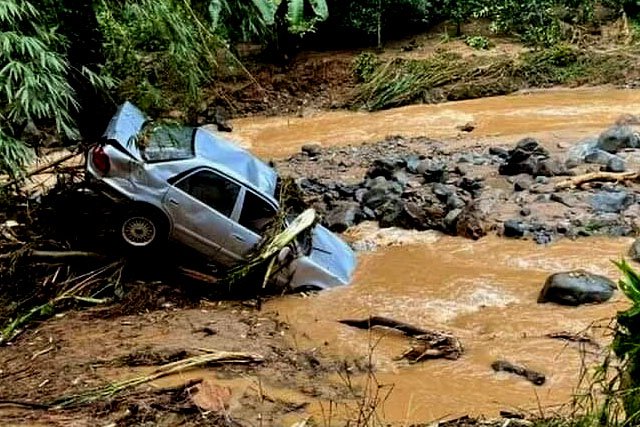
[503,219,526,237]
[538,270,616,306]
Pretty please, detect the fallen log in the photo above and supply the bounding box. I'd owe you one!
[491,360,545,385]
[555,171,640,190]
[51,350,264,408]
[339,316,434,337]
[339,316,463,362]
[0,250,106,261]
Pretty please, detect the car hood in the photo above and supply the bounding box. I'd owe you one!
[306,225,357,286]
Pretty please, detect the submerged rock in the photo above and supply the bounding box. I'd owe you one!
[491,360,546,385]
[538,270,616,306]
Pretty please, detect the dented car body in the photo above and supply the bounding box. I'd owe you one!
[86,102,357,290]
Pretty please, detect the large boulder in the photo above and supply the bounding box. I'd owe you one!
[597,125,640,153]
[538,270,616,306]
[498,138,550,176]
[324,202,361,233]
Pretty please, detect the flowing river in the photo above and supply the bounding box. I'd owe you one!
[228,87,639,422]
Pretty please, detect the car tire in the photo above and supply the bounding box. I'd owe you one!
[117,206,168,252]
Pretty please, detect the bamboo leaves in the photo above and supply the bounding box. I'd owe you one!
[0,0,83,177]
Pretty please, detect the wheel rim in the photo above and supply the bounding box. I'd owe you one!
[122,216,156,247]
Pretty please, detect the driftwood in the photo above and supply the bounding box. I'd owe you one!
[546,331,600,348]
[339,316,463,362]
[491,360,546,385]
[555,171,640,189]
[0,250,106,261]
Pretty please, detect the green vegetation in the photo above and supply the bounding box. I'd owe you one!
[2,0,640,178]
[465,34,491,49]
[611,260,640,423]
[351,45,632,111]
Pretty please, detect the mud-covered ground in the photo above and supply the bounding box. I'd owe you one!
[0,299,366,426]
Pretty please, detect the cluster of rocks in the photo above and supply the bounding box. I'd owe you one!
[294,145,495,236]
[280,123,640,244]
[565,124,640,172]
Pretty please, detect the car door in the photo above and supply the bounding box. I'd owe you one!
[227,188,279,257]
[163,168,243,266]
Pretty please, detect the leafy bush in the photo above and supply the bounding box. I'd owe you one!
[96,0,222,112]
[612,260,640,422]
[465,35,491,49]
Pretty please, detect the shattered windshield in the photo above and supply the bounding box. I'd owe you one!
[141,126,195,162]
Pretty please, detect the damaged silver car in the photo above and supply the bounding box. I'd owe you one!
[86,102,357,290]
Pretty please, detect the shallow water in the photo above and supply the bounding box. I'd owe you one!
[232,87,639,422]
[266,235,630,422]
[228,87,640,159]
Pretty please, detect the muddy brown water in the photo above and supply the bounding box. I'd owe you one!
[267,235,630,422]
[227,88,640,422]
[227,87,640,159]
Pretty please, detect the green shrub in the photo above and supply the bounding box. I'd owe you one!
[465,35,491,49]
[96,0,222,112]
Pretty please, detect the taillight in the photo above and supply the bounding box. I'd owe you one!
[92,145,110,175]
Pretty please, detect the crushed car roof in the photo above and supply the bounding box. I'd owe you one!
[103,102,278,197]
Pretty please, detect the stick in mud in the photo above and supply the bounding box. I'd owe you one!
[555,171,640,189]
[491,360,546,385]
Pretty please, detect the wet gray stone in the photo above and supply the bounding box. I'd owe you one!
[444,208,462,229]
[362,177,403,210]
[513,175,533,192]
[325,202,361,233]
[538,271,616,306]
[301,144,322,156]
[585,149,617,165]
[606,156,626,172]
[597,125,640,153]
[417,160,448,183]
[503,219,527,237]
[537,158,570,177]
[590,190,634,213]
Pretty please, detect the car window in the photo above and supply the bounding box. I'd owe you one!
[239,190,277,235]
[175,170,240,217]
[142,126,195,162]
